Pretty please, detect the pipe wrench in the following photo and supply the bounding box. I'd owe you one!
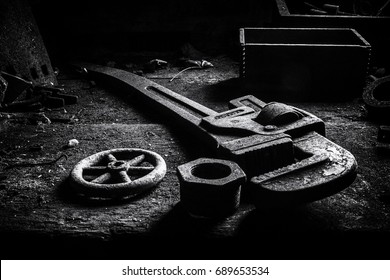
[75,63,357,207]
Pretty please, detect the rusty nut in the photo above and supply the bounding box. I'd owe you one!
[177,158,246,218]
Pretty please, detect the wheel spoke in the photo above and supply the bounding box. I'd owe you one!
[126,154,146,167]
[83,166,107,175]
[107,154,117,162]
[118,170,132,183]
[127,166,154,176]
[91,172,111,184]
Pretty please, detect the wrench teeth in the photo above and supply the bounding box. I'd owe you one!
[252,154,329,187]
[219,134,294,177]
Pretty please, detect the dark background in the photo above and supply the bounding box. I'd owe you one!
[30,0,273,63]
[1,0,390,260]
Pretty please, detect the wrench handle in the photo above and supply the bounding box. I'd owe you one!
[76,63,217,126]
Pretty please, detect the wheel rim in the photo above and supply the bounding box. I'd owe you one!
[69,148,167,198]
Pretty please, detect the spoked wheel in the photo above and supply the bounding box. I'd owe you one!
[69,148,167,199]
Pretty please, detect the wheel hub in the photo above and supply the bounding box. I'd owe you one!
[107,160,127,171]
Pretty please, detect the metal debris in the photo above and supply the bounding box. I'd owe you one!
[0,72,33,104]
[169,59,213,82]
[143,59,168,73]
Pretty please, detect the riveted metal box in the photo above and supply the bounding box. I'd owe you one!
[240,27,371,101]
[273,0,390,67]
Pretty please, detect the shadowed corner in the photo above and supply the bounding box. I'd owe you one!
[149,202,227,235]
[0,229,118,260]
[143,202,242,259]
[206,77,243,102]
[233,204,389,260]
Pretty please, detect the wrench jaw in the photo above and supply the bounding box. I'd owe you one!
[249,132,358,207]
[222,95,355,205]
[200,98,326,180]
[208,97,357,205]
[217,134,295,178]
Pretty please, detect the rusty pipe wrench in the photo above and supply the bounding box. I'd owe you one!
[75,63,357,207]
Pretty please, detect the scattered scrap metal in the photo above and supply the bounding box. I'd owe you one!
[143,59,168,73]
[169,59,213,82]
[0,72,78,112]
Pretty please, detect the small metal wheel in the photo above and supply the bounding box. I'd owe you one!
[69,148,167,199]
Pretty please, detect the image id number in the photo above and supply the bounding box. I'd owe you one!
[215,267,269,276]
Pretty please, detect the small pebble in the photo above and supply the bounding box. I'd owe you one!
[67,139,79,148]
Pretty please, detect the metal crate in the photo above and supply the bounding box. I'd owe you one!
[273,0,390,67]
[240,27,371,101]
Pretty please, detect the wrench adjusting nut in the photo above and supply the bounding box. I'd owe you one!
[177,158,246,218]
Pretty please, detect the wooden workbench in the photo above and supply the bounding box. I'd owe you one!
[1,56,389,259]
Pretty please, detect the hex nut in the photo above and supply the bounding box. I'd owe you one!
[177,158,246,218]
